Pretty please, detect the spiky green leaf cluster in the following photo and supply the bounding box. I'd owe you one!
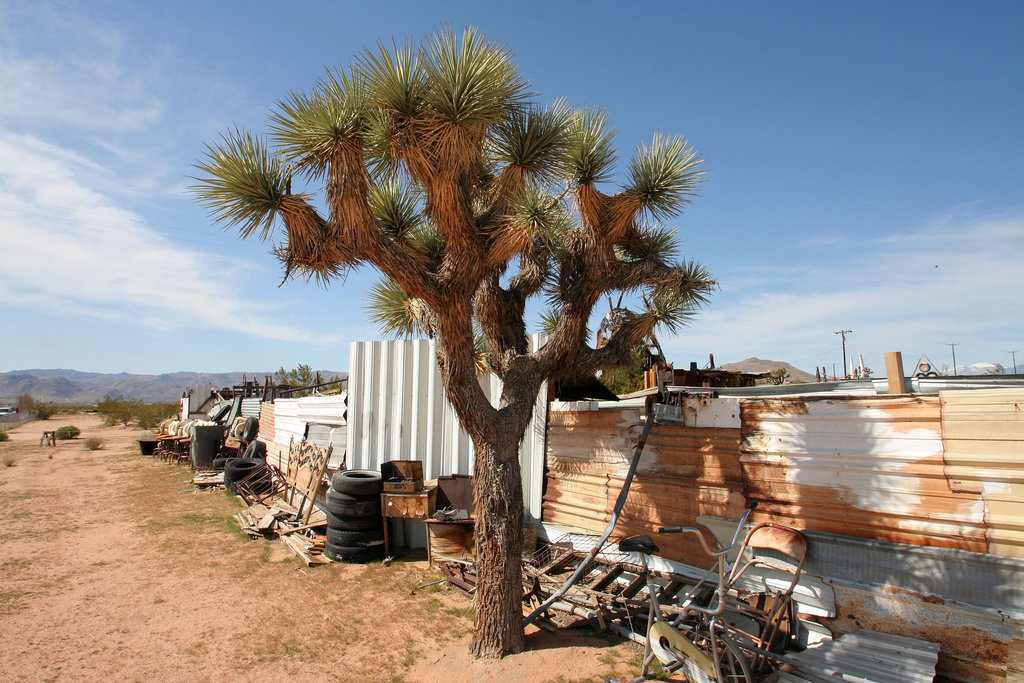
[422,26,529,128]
[620,224,680,265]
[369,179,423,238]
[565,107,617,184]
[191,130,288,240]
[366,279,419,338]
[491,99,572,181]
[357,39,424,118]
[269,69,369,178]
[626,133,705,219]
[507,184,570,246]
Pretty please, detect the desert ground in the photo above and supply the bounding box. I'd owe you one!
[0,414,641,682]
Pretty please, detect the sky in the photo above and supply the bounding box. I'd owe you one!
[1,0,1022,377]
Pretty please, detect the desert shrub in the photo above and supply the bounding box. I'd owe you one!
[34,402,58,420]
[55,425,81,440]
[0,430,8,442]
[97,395,178,428]
[97,395,135,425]
[3,454,14,467]
[135,402,179,429]
[83,437,103,450]
[16,393,35,414]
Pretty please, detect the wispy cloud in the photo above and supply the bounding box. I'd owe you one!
[0,4,249,203]
[662,212,1024,369]
[0,131,339,346]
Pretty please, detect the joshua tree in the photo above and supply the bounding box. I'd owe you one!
[192,27,714,657]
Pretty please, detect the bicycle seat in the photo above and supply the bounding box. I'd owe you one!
[618,535,659,555]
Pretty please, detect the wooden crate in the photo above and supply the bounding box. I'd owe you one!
[381,460,424,492]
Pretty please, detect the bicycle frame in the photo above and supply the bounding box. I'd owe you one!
[628,503,759,683]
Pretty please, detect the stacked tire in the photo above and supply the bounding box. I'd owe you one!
[223,456,268,493]
[324,470,385,563]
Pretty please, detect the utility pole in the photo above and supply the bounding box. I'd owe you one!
[1011,350,1018,374]
[947,343,959,376]
[835,330,853,378]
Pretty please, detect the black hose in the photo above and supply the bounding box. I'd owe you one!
[523,409,658,626]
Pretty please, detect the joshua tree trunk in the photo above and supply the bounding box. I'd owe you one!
[470,436,525,657]
[436,341,539,656]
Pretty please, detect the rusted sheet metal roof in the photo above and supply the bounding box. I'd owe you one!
[779,630,939,683]
[544,409,743,563]
[740,395,991,552]
[940,388,1024,558]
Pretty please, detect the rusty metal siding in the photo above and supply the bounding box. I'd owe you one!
[543,407,744,563]
[739,395,993,552]
[940,388,1024,559]
[257,402,274,442]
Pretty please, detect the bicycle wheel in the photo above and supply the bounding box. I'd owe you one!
[661,614,753,683]
[688,622,753,683]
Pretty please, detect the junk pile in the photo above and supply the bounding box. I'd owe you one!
[230,438,333,565]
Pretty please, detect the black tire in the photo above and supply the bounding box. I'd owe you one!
[326,526,384,548]
[325,488,380,517]
[223,457,264,488]
[324,508,383,531]
[243,440,266,460]
[331,469,383,496]
[324,541,385,563]
[211,457,230,470]
[240,417,259,443]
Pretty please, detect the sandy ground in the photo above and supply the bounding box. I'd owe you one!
[0,414,639,682]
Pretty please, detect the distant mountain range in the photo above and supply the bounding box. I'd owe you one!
[718,357,817,383]
[0,369,343,404]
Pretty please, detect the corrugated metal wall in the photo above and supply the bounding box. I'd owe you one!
[542,394,1024,682]
[940,388,1024,558]
[543,406,744,564]
[346,339,548,517]
[740,395,991,553]
[545,393,1024,558]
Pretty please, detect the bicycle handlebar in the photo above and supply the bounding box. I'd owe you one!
[656,501,758,557]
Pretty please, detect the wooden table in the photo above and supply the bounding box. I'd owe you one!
[380,487,437,557]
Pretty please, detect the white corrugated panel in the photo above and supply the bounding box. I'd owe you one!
[240,398,261,418]
[347,338,548,517]
[272,399,303,449]
[295,393,347,425]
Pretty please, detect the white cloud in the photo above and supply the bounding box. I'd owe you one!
[662,212,1024,370]
[0,131,340,346]
[0,4,250,204]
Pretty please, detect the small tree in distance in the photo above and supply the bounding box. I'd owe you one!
[193,27,715,657]
[274,363,343,397]
[16,393,35,415]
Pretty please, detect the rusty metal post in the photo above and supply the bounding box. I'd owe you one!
[885,352,908,394]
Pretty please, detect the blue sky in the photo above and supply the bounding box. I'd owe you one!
[1,1,1021,376]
